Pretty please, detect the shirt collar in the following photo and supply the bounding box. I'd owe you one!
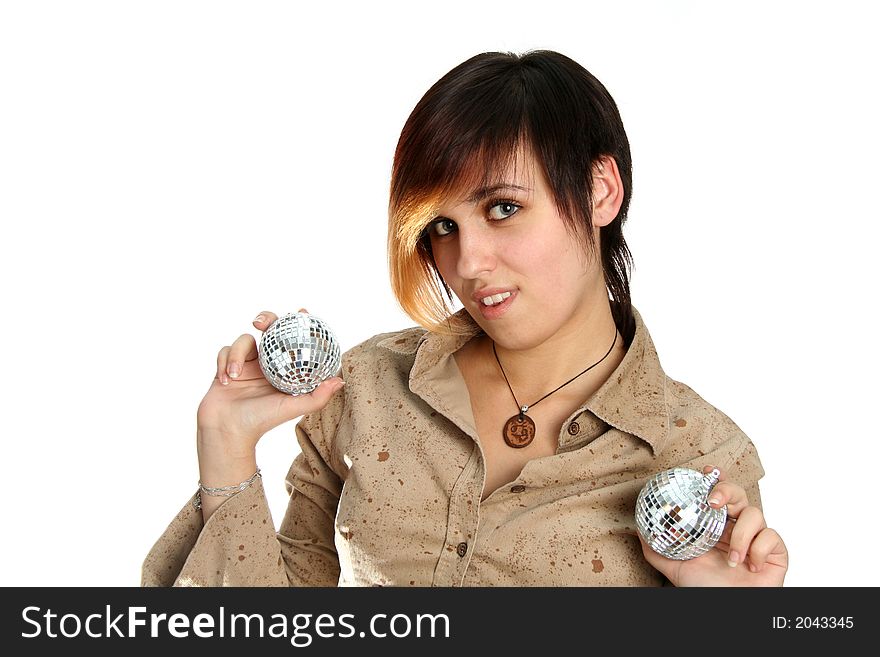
[377,304,671,456]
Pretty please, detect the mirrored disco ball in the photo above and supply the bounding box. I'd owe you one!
[635,467,727,560]
[257,312,341,396]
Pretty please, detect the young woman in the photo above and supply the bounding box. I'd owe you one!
[143,50,787,587]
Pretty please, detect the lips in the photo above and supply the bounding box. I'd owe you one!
[471,287,517,304]
[476,289,516,319]
[479,291,513,306]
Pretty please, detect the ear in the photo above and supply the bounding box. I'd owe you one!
[590,155,624,228]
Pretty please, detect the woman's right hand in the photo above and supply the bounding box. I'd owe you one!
[196,308,345,459]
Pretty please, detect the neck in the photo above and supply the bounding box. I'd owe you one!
[482,300,624,406]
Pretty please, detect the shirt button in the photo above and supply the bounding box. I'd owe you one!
[567,421,580,435]
[510,485,526,493]
[456,542,468,557]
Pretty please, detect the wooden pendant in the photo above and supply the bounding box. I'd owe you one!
[503,410,536,448]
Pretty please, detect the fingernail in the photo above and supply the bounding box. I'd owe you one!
[749,563,758,573]
[333,380,346,390]
[228,363,240,378]
[221,374,229,385]
[708,497,720,506]
[254,314,265,323]
[728,550,740,568]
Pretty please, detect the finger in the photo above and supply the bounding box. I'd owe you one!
[216,345,231,386]
[298,307,309,314]
[277,376,346,421]
[725,505,766,568]
[226,333,258,379]
[252,311,279,330]
[744,527,787,573]
[702,464,727,481]
[706,480,750,517]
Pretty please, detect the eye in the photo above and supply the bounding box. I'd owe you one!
[428,218,457,238]
[426,200,522,240]
[488,201,521,220]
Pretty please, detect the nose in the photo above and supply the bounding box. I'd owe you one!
[455,221,497,281]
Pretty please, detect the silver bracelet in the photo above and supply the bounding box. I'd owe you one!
[192,468,261,510]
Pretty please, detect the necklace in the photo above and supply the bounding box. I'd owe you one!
[493,327,619,448]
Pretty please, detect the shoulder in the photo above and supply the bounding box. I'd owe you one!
[332,323,428,388]
[664,376,746,440]
[369,325,428,355]
[341,324,427,366]
[295,324,428,462]
[659,375,763,477]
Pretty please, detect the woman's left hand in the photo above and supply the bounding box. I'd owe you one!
[638,465,788,586]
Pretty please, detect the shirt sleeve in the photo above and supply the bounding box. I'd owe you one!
[141,479,289,586]
[722,437,764,513]
[681,430,764,515]
[141,385,347,587]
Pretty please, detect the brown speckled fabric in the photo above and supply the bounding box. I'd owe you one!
[142,305,764,587]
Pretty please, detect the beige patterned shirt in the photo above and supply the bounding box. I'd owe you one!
[142,305,764,587]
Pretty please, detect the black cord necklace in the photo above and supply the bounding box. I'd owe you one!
[493,327,619,448]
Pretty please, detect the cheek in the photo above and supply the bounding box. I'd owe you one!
[429,243,460,287]
[520,240,590,302]
[430,244,451,273]
[516,236,571,281]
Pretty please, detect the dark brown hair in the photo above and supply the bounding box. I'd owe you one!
[387,49,635,346]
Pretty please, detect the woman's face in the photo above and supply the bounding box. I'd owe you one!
[426,148,618,351]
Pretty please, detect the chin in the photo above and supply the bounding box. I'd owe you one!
[484,325,546,352]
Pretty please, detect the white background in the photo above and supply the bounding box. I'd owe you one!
[2,0,877,587]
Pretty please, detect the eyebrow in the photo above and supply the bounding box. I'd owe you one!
[464,184,532,203]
